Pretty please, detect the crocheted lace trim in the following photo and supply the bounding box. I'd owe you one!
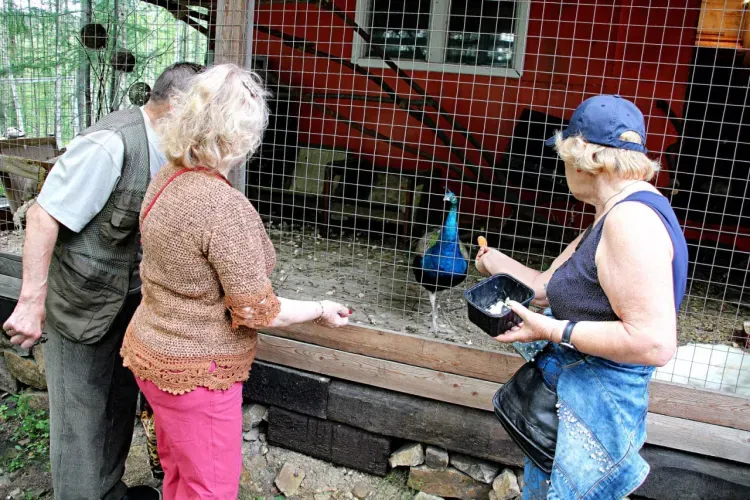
[225,282,281,330]
[121,330,257,395]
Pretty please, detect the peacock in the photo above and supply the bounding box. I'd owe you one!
[412,190,470,331]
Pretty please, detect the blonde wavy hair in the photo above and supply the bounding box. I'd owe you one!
[159,63,271,172]
[551,131,660,181]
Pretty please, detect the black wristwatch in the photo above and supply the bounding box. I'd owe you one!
[560,321,577,350]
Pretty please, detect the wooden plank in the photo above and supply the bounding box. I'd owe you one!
[648,380,750,431]
[697,0,745,47]
[0,155,50,182]
[646,413,750,465]
[256,333,498,411]
[0,136,59,156]
[0,254,22,280]
[256,334,750,464]
[263,323,525,384]
[327,379,526,466]
[262,323,750,432]
[214,0,251,190]
[0,274,21,300]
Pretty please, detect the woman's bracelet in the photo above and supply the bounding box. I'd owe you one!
[314,301,324,324]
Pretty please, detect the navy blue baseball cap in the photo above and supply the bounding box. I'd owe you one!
[545,95,648,154]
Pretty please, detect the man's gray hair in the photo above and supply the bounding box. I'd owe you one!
[149,62,204,103]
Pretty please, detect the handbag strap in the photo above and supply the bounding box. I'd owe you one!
[142,166,231,222]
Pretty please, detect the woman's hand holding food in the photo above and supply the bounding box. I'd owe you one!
[475,246,503,276]
[316,300,351,328]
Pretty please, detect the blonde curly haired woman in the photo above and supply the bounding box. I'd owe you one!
[120,64,351,499]
[476,95,688,499]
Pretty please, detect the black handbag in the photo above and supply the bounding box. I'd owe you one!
[492,361,559,473]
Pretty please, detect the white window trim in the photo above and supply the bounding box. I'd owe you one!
[351,0,530,78]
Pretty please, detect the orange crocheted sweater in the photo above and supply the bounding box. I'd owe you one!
[121,163,280,395]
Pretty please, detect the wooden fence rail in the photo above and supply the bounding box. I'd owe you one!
[256,331,750,465]
[262,322,750,433]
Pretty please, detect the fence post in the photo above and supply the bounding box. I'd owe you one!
[214,0,255,192]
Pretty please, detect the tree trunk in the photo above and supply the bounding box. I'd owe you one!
[181,21,187,60]
[108,0,121,112]
[2,0,26,135]
[78,0,92,129]
[174,18,181,63]
[54,0,63,147]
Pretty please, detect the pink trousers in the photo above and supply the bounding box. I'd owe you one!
[136,377,243,500]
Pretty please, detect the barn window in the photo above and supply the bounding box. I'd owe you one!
[352,0,530,77]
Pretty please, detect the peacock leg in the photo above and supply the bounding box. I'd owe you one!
[429,291,438,331]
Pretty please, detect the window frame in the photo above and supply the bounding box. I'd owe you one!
[351,0,530,78]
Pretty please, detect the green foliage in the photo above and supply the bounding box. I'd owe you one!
[1,0,208,144]
[372,469,416,500]
[0,393,51,472]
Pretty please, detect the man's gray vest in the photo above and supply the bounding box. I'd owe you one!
[45,108,151,344]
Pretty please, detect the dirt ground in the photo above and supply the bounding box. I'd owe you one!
[0,420,411,500]
[1,226,748,351]
[263,223,748,350]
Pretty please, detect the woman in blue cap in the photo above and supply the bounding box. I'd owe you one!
[476,95,688,499]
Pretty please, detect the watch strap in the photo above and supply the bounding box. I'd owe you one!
[561,321,577,349]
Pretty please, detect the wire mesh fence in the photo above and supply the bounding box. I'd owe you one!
[0,0,748,397]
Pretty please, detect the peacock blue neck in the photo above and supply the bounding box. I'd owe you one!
[441,203,459,243]
[421,201,467,275]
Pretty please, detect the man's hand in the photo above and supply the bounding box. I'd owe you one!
[4,300,46,349]
[3,203,59,350]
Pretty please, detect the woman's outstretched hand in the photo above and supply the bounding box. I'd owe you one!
[493,300,564,344]
[316,300,351,328]
[475,247,502,276]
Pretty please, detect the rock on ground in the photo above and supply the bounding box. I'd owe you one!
[450,453,500,484]
[275,462,305,496]
[23,390,49,411]
[33,344,45,375]
[247,445,408,500]
[3,351,46,390]
[243,427,261,442]
[515,468,524,491]
[408,466,492,500]
[351,481,371,499]
[242,403,268,432]
[389,443,424,468]
[243,439,264,458]
[414,492,445,500]
[0,355,20,394]
[493,468,521,500]
[123,425,161,491]
[424,446,449,468]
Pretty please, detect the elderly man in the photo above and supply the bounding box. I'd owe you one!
[3,62,203,500]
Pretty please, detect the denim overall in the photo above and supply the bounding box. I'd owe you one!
[521,192,689,500]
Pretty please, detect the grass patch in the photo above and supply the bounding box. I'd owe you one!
[0,393,51,472]
[371,469,416,500]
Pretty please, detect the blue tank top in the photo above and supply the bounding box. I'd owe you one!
[546,191,688,322]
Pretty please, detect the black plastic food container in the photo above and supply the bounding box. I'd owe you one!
[464,273,535,337]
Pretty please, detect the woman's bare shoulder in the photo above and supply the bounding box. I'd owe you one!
[601,199,673,259]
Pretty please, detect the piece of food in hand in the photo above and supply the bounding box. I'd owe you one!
[477,236,488,248]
